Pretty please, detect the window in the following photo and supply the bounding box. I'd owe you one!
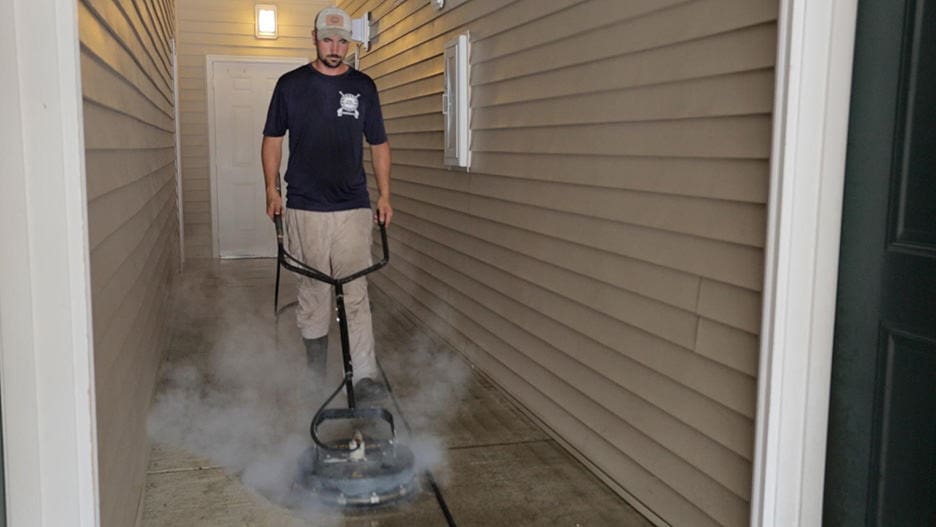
[443,33,470,168]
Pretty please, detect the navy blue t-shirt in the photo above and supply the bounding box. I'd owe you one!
[263,64,387,211]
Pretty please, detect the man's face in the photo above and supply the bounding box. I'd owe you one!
[315,32,349,69]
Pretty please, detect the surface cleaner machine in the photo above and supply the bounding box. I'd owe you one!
[273,215,418,509]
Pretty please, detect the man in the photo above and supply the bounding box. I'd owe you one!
[261,6,392,402]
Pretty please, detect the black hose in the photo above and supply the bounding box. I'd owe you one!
[427,473,457,527]
[375,362,457,527]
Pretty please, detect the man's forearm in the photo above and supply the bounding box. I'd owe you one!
[261,135,285,219]
[370,141,393,225]
[371,141,391,198]
[261,136,284,192]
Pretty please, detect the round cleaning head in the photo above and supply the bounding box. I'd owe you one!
[293,436,419,509]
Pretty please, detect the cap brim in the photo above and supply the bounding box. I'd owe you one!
[317,28,352,41]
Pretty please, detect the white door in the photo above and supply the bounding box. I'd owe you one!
[210,58,305,258]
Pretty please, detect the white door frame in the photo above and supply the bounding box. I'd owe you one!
[752,1,859,525]
[205,55,308,258]
[0,0,99,525]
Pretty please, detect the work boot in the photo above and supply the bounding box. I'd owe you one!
[353,377,389,407]
[303,336,328,385]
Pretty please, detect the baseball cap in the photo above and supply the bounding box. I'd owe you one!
[315,7,352,41]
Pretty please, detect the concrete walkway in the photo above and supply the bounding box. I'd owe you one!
[142,259,652,527]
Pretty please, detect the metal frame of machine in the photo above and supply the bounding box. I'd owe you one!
[273,215,419,508]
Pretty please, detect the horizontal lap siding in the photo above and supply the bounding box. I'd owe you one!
[78,0,179,525]
[176,0,332,258]
[342,0,777,525]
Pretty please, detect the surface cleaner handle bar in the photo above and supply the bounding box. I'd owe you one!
[273,213,389,286]
[274,212,285,245]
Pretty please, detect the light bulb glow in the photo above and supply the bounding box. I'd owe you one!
[258,10,275,33]
[255,5,277,39]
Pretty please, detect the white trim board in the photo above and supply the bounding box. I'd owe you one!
[751,1,858,525]
[172,39,185,268]
[0,0,99,525]
[205,54,308,258]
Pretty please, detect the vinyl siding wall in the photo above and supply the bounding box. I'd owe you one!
[339,0,776,525]
[176,0,332,258]
[77,0,178,525]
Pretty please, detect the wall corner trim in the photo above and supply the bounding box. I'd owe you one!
[0,0,100,524]
[752,1,859,526]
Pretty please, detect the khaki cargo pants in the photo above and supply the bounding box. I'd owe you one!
[285,207,377,381]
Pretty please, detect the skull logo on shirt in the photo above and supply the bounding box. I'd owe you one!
[337,91,360,119]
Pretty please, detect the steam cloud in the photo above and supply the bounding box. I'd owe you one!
[147,276,472,521]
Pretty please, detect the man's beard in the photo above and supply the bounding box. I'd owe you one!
[319,53,343,69]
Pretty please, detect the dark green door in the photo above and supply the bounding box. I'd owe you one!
[824,0,936,525]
